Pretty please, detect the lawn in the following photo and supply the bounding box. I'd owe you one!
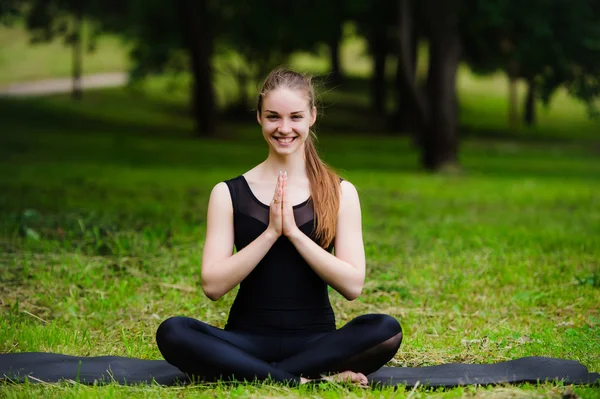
[1,71,599,399]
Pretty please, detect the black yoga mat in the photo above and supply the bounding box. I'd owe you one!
[1,353,598,388]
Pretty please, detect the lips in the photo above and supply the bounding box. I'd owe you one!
[273,136,297,144]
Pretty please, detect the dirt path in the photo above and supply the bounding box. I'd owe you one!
[0,72,127,97]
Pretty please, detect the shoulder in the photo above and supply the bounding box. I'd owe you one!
[340,180,359,199]
[211,173,246,205]
[339,180,361,211]
[209,182,233,207]
[211,181,231,196]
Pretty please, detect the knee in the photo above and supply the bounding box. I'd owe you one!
[354,313,403,350]
[156,316,189,352]
[378,314,402,349]
[379,314,402,338]
[360,313,402,337]
[364,315,402,360]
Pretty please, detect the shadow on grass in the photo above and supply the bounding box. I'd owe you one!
[0,92,191,139]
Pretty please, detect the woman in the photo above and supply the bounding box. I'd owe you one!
[156,68,402,386]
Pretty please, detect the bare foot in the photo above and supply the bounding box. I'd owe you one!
[323,371,369,387]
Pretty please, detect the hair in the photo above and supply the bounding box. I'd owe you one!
[257,68,341,249]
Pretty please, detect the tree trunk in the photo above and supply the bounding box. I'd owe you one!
[420,0,461,170]
[235,70,249,113]
[329,21,343,85]
[178,0,217,137]
[523,76,536,127]
[508,59,519,131]
[396,0,429,142]
[71,1,83,100]
[393,21,418,134]
[396,0,461,170]
[370,25,388,115]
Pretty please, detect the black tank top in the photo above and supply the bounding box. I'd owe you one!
[223,175,336,335]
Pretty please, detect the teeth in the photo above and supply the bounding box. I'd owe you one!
[276,137,295,143]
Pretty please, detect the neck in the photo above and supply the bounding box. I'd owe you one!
[262,145,307,179]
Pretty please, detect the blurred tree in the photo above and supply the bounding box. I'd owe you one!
[324,0,345,85]
[348,0,397,116]
[22,0,96,100]
[396,0,462,171]
[215,0,298,115]
[0,0,23,26]
[178,0,216,135]
[216,0,351,114]
[391,1,419,134]
[396,0,599,170]
[95,0,217,136]
[462,0,600,127]
[18,0,219,136]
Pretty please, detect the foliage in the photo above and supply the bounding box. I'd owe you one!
[0,0,22,26]
[18,0,101,51]
[461,0,600,117]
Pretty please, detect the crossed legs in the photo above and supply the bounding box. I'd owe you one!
[156,313,402,385]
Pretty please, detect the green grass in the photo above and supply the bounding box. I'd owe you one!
[0,75,599,398]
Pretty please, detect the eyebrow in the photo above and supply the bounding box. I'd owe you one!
[265,110,305,114]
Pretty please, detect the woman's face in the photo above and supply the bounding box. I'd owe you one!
[257,87,317,156]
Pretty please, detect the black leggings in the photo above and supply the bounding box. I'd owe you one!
[156,313,402,385]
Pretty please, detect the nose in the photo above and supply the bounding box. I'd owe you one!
[278,119,292,134]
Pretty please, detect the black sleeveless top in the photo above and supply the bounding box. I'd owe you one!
[223,175,336,335]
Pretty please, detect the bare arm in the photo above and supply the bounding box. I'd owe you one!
[286,180,366,300]
[201,180,282,301]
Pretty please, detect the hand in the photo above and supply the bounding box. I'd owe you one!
[282,172,301,238]
[267,172,284,237]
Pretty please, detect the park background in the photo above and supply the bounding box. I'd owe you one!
[1,1,599,398]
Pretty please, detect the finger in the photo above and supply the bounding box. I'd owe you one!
[273,171,280,191]
[272,172,282,206]
[276,172,281,192]
[282,178,288,208]
[278,172,284,204]
[279,186,283,209]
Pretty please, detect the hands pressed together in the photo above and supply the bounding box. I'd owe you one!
[268,171,300,239]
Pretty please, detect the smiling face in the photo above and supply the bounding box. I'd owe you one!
[257,87,317,156]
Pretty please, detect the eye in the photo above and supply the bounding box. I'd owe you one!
[266,115,279,120]
[292,115,303,120]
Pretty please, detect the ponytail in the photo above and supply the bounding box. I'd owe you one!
[304,132,340,248]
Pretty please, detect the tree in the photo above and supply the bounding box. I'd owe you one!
[96,0,218,136]
[21,0,219,136]
[392,2,419,134]
[395,0,462,170]
[178,0,216,135]
[461,0,600,128]
[395,0,600,171]
[214,0,298,115]
[0,0,23,26]
[310,0,346,85]
[23,0,96,100]
[348,0,397,115]
[536,0,600,119]
[215,0,351,114]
